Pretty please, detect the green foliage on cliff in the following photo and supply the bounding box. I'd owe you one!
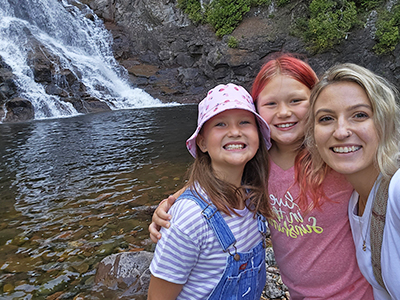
[177,0,204,23]
[177,0,271,37]
[228,36,239,48]
[373,4,400,54]
[293,0,400,54]
[178,0,400,54]
[353,0,383,10]
[277,0,291,7]
[299,0,359,53]
[207,0,251,37]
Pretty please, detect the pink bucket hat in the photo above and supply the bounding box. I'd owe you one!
[186,83,271,157]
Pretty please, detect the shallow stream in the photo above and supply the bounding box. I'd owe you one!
[0,105,197,299]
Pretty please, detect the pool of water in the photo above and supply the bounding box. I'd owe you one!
[0,105,197,299]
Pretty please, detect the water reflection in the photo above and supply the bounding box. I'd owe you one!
[0,105,197,298]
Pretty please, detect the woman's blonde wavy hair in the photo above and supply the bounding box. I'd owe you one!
[304,63,400,183]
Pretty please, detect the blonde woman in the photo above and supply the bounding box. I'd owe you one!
[304,63,400,299]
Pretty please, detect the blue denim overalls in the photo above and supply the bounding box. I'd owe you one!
[179,189,267,300]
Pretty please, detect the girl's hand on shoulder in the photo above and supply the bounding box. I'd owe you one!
[149,195,176,243]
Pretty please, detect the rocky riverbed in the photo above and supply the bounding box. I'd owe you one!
[94,235,290,300]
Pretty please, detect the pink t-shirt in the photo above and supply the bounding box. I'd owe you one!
[268,161,373,299]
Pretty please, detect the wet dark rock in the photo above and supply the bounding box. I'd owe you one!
[3,97,35,122]
[71,262,90,274]
[0,59,18,105]
[45,83,69,97]
[80,96,112,113]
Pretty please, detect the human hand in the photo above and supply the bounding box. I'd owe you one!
[149,195,176,243]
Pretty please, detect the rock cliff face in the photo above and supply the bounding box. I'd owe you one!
[82,0,400,104]
[1,0,400,122]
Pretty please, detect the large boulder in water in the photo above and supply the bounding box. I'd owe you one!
[95,251,153,298]
[3,97,35,122]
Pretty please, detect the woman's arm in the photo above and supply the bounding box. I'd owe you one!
[148,188,185,243]
[382,170,400,296]
[147,275,183,300]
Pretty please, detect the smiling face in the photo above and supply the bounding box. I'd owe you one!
[256,75,310,150]
[196,109,260,179]
[313,81,379,179]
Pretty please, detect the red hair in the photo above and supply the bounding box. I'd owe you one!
[251,53,326,211]
[251,53,317,101]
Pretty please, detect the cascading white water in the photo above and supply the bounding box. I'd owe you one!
[0,0,166,120]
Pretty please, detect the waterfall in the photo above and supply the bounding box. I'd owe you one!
[0,0,165,121]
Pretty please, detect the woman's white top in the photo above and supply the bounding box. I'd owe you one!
[348,169,400,299]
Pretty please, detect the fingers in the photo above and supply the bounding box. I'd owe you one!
[153,200,172,228]
[166,194,176,208]
[149,222,162,243]
[149,195,177,242]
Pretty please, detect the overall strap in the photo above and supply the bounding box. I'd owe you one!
[370,177,390,291]
[179,189,236,251]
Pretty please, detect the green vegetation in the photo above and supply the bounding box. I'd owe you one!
[178,0,400,54]
[297,0,358,53]
[293,0,399,54]
[250,0,271,5]
[277,0,291,7]
[177,0,204,23]
[353,0,383,10]
[373,4,400,54]
[228,36,239,48]
[177,0,271,37]
[207,0,251,37]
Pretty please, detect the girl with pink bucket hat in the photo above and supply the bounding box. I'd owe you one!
[148,83,273,300]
